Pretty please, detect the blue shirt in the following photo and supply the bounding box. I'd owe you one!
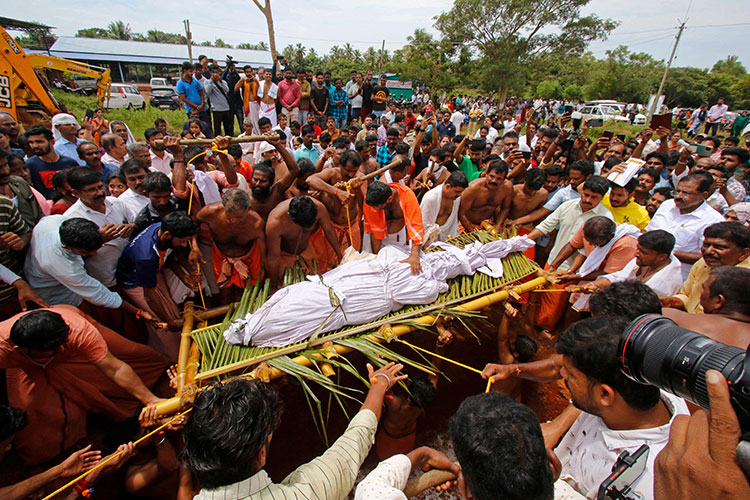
[25,155,79,199]
[436,122,456,138]
[294,144,320,164]
[116,222,166,289]
[376,145,396,168]
[54,137,86,166]
[176,77,204,113]
[543,184,580,212]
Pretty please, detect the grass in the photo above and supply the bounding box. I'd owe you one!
[51,89,187,141]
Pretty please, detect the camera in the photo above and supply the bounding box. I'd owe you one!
[619,314,750,432]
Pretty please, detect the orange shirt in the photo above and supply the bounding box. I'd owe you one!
[569,227,638,273]
[364,183,424,245]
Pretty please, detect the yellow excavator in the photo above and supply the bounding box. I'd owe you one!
[0,26,111,127]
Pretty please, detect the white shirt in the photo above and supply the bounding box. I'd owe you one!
[536,199,614,271]
[450,111,464,131]
[707,103,728,123]
[64,197,131,287]
[24,215,122,308]
[706,189,730,214]
[645,199,724,280]
[556,392,689,500]
[101,152,125,167]
[118,189,150,222]
[149,149,173,175]
[503,119,517,130]
[599,255,683,297]
[420,185,460,241]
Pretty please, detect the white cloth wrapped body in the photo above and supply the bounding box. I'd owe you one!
[224,237,534,347]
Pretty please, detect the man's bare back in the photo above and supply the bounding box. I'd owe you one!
[661,308,750,348]
[196,203,265,258]
[509,184,548,221]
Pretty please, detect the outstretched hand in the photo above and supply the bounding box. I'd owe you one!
[367,362,408,391]
[57,444,102,478]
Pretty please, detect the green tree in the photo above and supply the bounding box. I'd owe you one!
[435,0,618,102]
[75,27,109,38]
[584,46,662,103]
[237,41,269,50]
[107,20,133,40]
[662,67,709,107]
[563,83,585,101]
[536,80,563,99]
[732,74,750,109]
[145,29,186,44]
[213,38,232,48]
[390,29,458,92]
[711,55,746,79]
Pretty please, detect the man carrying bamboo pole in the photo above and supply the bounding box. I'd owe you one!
[247,134,300,220]
[458,159,514,233]
[195,189,266,303]
[307,149,365,252]
[265,196,343,289]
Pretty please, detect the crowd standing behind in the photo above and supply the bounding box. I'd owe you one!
[0,56,749,500]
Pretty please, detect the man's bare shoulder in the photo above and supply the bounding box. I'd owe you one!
[196,202,224,220]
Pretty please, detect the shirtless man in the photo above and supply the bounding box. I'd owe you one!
[258,70,278,126]
[458,159,514,232]
[355,139,380,176]
[248,134,300,219]
[265,196,343,289]
[195,188,266,302]
[364,181,425,274]
[306,150,365,252]
[412,148,451,199]
[286,158,316,199]
[509,168,548,228]
[662,266,750,348]
[420,171,468,242]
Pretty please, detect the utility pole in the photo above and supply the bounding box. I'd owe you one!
[648,21,686,121]
[378,40,385,74]
[183,19,193,64]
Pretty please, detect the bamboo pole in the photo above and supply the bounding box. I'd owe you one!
[152,134,280,147]
[403,467,458,498]
[176,301,195,395]
[153,275,547,415]
[194,304,231,322]
[359,156,409,182]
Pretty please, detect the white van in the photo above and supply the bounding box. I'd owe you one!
[579,104,629,123]
[105,83,146,110]
[150,77,170,88]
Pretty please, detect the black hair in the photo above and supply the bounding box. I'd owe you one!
[182,378,282,489]
[502,130,519,141]
[703,136,720,149]
[469,140,485,153]
[319,132,332,143]
[394,142,410,156]
[296,158,315,177]
[706,164,730,179]
[445,170,468,188]
[75,140,98,158]
[24,124,53,141]
[252,161,276,183]
[154,118,167,126]
[66,167,102,191]
[354,140,369,153]
[228,144,242,159]
[722,146,750,164]
[10,310,70,351]
[404,374,436,409]
[652,186,673,199]
[645,151,668,165]
[558,316,661,411]
[288,196,318,228]
[603,156,624,173]
[183,146,205,166]
[386,127,400,138]
[182,61,194,71]
[582,175,609,195]
[569,160,595,177]
[450,393,554,500]
[429,148,446,162]
[514,336,538,363]
[0,406,26,442]
[725,136,740,146]
[638,230,675,255]
[589,280,661,319]
[339,150,362,168]
[162,211,197,238]
[106,171,125,185]
[709,267,750,316]
[682,171,715,193]
[583,216,615,244]
[638,168,660,183]
[366,181,392,206]
[258,117,271,129]
[525,168,546,190]
[487,159,509,176]
[143,171,172,193]
[542,128,559,140]
[300,124,315,136]
[144,127,163,141]
[332,137,350,149]
[120,158,148,176]
[610,176,638,194]
[51,169,70,191]
[703,221,750,249]
[545,164,564,178]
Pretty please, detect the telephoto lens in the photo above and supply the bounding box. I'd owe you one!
[619,314,750,432]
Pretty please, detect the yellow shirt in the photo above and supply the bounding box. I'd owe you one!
[602,195,651,230]
[674,256,750,313]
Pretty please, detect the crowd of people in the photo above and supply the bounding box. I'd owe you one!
[0,55,749,500]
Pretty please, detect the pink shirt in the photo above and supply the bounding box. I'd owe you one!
[277,79,301,108]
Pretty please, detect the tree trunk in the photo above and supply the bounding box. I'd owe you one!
[498,82,509,106]
[252,0,278,63]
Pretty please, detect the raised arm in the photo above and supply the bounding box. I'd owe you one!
[212,136,237,185]
[453,133,469,163]
[269,134,299,192]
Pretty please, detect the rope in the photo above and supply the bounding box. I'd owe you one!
[42,408,193,500]
[343,181,354,247]
[397,339,495,393]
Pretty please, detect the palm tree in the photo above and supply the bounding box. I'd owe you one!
[107,20,133,40]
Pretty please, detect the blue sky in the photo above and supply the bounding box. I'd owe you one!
[6,0,749,69]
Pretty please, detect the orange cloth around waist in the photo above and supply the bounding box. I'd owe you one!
[375,422,418,461]
[535,263,569,331]
[212,242,263,289]
[364,183,424,245]
[332,218,362,253]
[280,227,338,275]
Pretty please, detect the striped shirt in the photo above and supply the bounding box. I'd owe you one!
[194,409,378,500]
[0,196,30,303]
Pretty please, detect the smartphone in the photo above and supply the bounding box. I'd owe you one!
[649,112,673,131]
[617,133,626,141]
[521,151,531,160]
[587,118,604,128]
[85,109,94,120]
[686,143,698,154]
[695,144,713,157]
[426,110,433,118]
[602,130,614,140]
